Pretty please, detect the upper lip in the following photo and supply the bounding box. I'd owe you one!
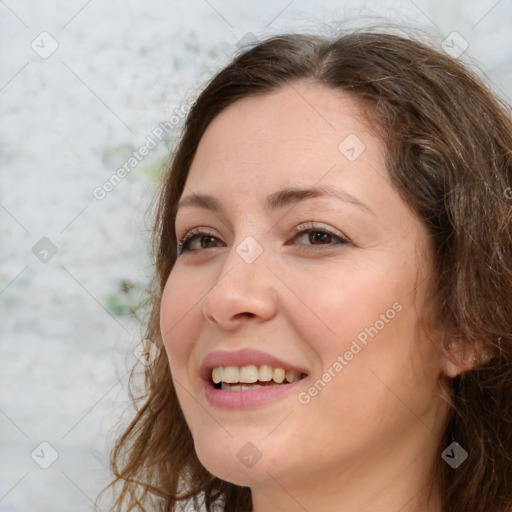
[199,348,309,382]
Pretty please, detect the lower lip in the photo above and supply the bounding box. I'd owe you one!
[203,379,305,409]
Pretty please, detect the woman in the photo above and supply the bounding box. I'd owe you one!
[107,30,512,512]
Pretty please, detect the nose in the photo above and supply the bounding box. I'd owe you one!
[201,241,277,330]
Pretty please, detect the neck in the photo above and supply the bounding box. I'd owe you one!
[251,428,444,512]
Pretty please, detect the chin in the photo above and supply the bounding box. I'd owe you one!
[193,435,279,486]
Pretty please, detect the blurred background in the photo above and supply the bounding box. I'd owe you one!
[1,1,511,510]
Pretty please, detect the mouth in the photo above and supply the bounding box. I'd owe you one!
[199,348,309,407]
[210,364,308,391]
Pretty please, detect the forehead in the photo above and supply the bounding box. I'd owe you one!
[184,82,388,204]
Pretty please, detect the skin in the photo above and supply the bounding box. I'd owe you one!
[160,82,454,512]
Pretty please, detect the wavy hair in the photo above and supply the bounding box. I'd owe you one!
[104,29,512,512]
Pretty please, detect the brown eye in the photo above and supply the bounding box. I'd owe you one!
[308,231,333,244]
[177,230,222,255]
[292,227,347,247]
[200,236,217,249]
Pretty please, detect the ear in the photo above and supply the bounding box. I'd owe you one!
[443,340,492,378]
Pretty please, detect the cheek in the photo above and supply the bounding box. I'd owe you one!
[282,256,435,399]
[282,257,406,352]
[159,270,204,377]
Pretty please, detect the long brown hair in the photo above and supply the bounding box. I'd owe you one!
[104,30,512,512]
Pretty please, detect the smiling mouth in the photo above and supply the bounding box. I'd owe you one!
[211,364,308,390]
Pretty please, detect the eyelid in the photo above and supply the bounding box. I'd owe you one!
[177,221,350,256]
[177,222,346,241]
[176,226,222,255]
[176,225,211,242]
[290,222,350,245]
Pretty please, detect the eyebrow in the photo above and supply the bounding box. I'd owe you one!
[176,185,375,216]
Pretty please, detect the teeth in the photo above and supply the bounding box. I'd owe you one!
[239,365,259,383]
[221,383,266,391]
[211,364,304,385]
[285,370,301,383]
[222,366,240,383]
[211,367,223,384]
[258,365,273,381]
[272,367,285,383]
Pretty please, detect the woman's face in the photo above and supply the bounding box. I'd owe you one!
[160,82,449,502]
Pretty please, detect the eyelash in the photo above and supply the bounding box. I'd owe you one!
[176,223,349,256]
